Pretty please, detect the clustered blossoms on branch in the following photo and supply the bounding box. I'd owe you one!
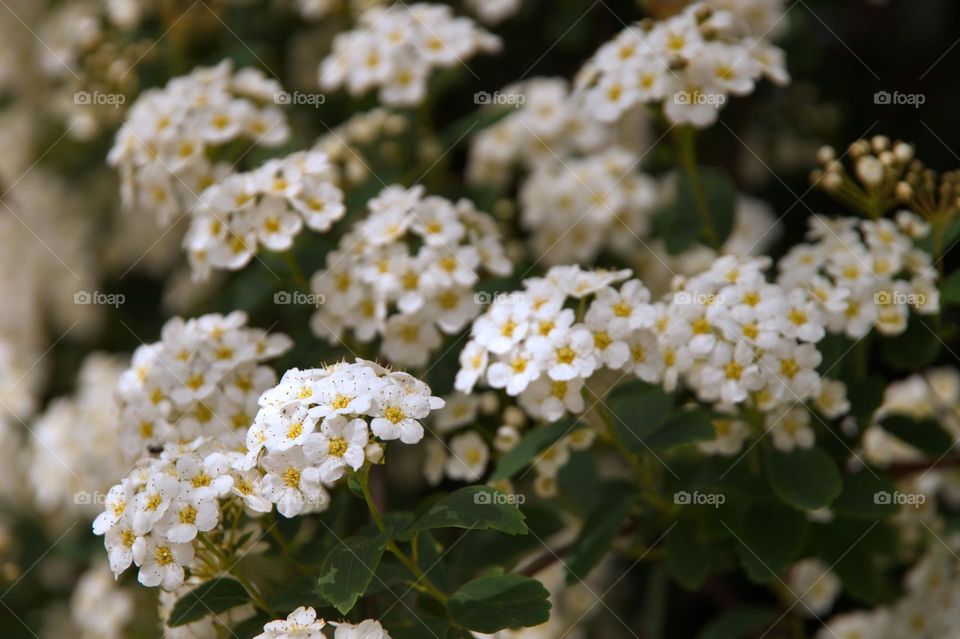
[575,2,788,127]
[254,606,392,639]
[466,77,635,187]
[777,213,939,338]
[319,3,501,106]
[184,150,346,279]
[519,147,658,265]
[108,61,290,225]
[247,360,445,516]
[116,312,292,460]
[310,184,512,367]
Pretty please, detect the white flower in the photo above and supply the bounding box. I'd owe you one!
[332,619,392,639]
[302,416,369,482]
[255,607,326,639]
[260,448,329,518]
[445,431,489,482]
[370,384,429,444]
[788,559,841,617]
[132,535,195,590]
[766,407,815,452]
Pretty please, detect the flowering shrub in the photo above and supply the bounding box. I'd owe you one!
[6,1,960,638]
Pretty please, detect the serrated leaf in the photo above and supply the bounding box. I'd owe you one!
[448,574,551,633]
[316,528,391,614]
[399,486,527,540]
[491,420,572,481]
[767,447,842,511]
[168,578,250,627]
[879,414,955,456]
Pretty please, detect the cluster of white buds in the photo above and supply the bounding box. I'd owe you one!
[310,185,511,367]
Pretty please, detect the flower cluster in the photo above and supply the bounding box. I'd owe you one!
[319,3,501,106]
[108,61,290,225]
[69,560,134,639]
[310,185,512,367]
[184,150,345,279]
[519,147,658,265]
[777,213,939,338]
[575,2,788,127]
[247,360,445,516]
[466,77,632,187]
[29,354,127,516]
[314,108,410,187]
[466,0,522,25]
[93,438,249,590]
[117,312,292,461]
[254,606,392,639]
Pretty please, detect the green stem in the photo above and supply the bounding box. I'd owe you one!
[674,125,720,249]
[357,469,449,605]
[282,250,310,292]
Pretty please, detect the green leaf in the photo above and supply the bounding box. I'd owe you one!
[448,574,551,633]
[942,268,960,305]
[316,528,391,614]
[879,414,955,456]
[647,408,715,450]
[168,578,250,627]
[399,486,527,540]
[491,420,572,481]
[845,376,885,424]
[880,317,941,371]
[565,482,633,583]
[657,166,736,253]
[698,607,777,639]
[767,447,842,511]
[608,382,674,452]
[665,526,710,590]
[831,470,899,520]
[734,504,808,583]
